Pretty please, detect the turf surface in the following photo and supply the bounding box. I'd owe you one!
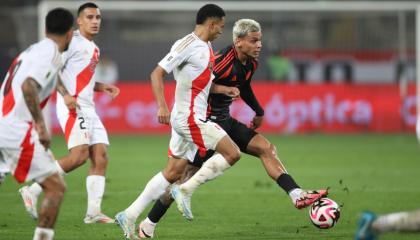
[0,134,419,239]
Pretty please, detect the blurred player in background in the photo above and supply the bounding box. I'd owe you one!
[0,8,73,240]
[355,115,420,239]
[20,2,119,224]
[138,19,328,238]
[115,4,243,239]
[355,209,420,240]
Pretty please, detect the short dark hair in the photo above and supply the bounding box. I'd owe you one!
[196,4,225,25]
[46,8,74,35]
[77,2,99,16]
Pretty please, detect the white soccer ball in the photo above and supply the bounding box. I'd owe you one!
[309,197,340,229]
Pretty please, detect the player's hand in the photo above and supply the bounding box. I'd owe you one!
[63,94,80,111]
[225,87,240,99]
[103,84,120,99]
[34,122,51,150]
[157,106,170,125]
[250,116,263,130]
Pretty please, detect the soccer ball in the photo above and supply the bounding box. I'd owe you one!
[309,197,340,229]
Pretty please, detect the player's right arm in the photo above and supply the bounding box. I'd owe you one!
[153,36,192,125]
[21,78,50,150]
[150,66,170,125]
[56,76,79,111]
[210,84,240,98]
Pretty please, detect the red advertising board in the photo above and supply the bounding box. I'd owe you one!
[49,83,417,134]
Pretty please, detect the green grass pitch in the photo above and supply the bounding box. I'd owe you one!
[1,134,419,239]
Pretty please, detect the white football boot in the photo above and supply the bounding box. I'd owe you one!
[170,184,193,221]
[84,212,114,224]
[138,220,156,238]
[19,186,38,220]
[115,211,138,239]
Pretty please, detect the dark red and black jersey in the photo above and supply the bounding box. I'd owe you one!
[208,45,264,121]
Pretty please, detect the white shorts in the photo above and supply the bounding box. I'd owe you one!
[169,119,227,162]
[0,153,10,173]
[0,126,58,183]
[58,111,109,149]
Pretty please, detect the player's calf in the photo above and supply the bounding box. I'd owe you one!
[38,174,66,228]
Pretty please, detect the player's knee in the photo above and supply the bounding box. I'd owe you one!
[259,143,277,159]
[225,148,241,163]
[54,180,66,199]
[162,168,183,183]
[44,175,66,198]
[97,151,109,165]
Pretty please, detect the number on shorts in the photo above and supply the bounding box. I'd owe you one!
[78,116,86,129]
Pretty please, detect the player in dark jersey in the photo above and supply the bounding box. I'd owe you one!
[136,19,328,238]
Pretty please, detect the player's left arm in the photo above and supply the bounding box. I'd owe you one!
[94,82,120,99]
[240,81,264,129]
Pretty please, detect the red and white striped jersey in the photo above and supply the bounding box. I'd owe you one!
[159,32,215,123]
[56,30,100,117]
[0,38,61,147]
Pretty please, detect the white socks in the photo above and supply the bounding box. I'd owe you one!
[125,172,170,221]
[373,209,420,233]
[33,227,54,240]
[144,217,157,226]
[86,175,105,216]
[288,188,303,204]
[180,154,230,194]
[29,182,43,198]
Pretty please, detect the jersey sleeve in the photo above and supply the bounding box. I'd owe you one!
[212,48,233,82]
[158,41,191,74]
[240,81,264,116]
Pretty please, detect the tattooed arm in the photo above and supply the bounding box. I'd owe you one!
[21,78,50,150]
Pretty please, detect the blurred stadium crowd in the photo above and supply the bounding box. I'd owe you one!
[0,0,416,83]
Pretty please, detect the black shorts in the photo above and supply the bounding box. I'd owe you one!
[190,117,257,167]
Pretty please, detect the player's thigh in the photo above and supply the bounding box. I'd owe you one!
[1,142,58,184]
[58,113,89,150]
[88,114,109,146]
[199,121,228,151]
[245,134,273,158]
[162,155,189,182]
[182,120,229,159]
[190,149,216,168]
[39,172,66,194]
[169,127,192,161]
[227,118,258,153]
